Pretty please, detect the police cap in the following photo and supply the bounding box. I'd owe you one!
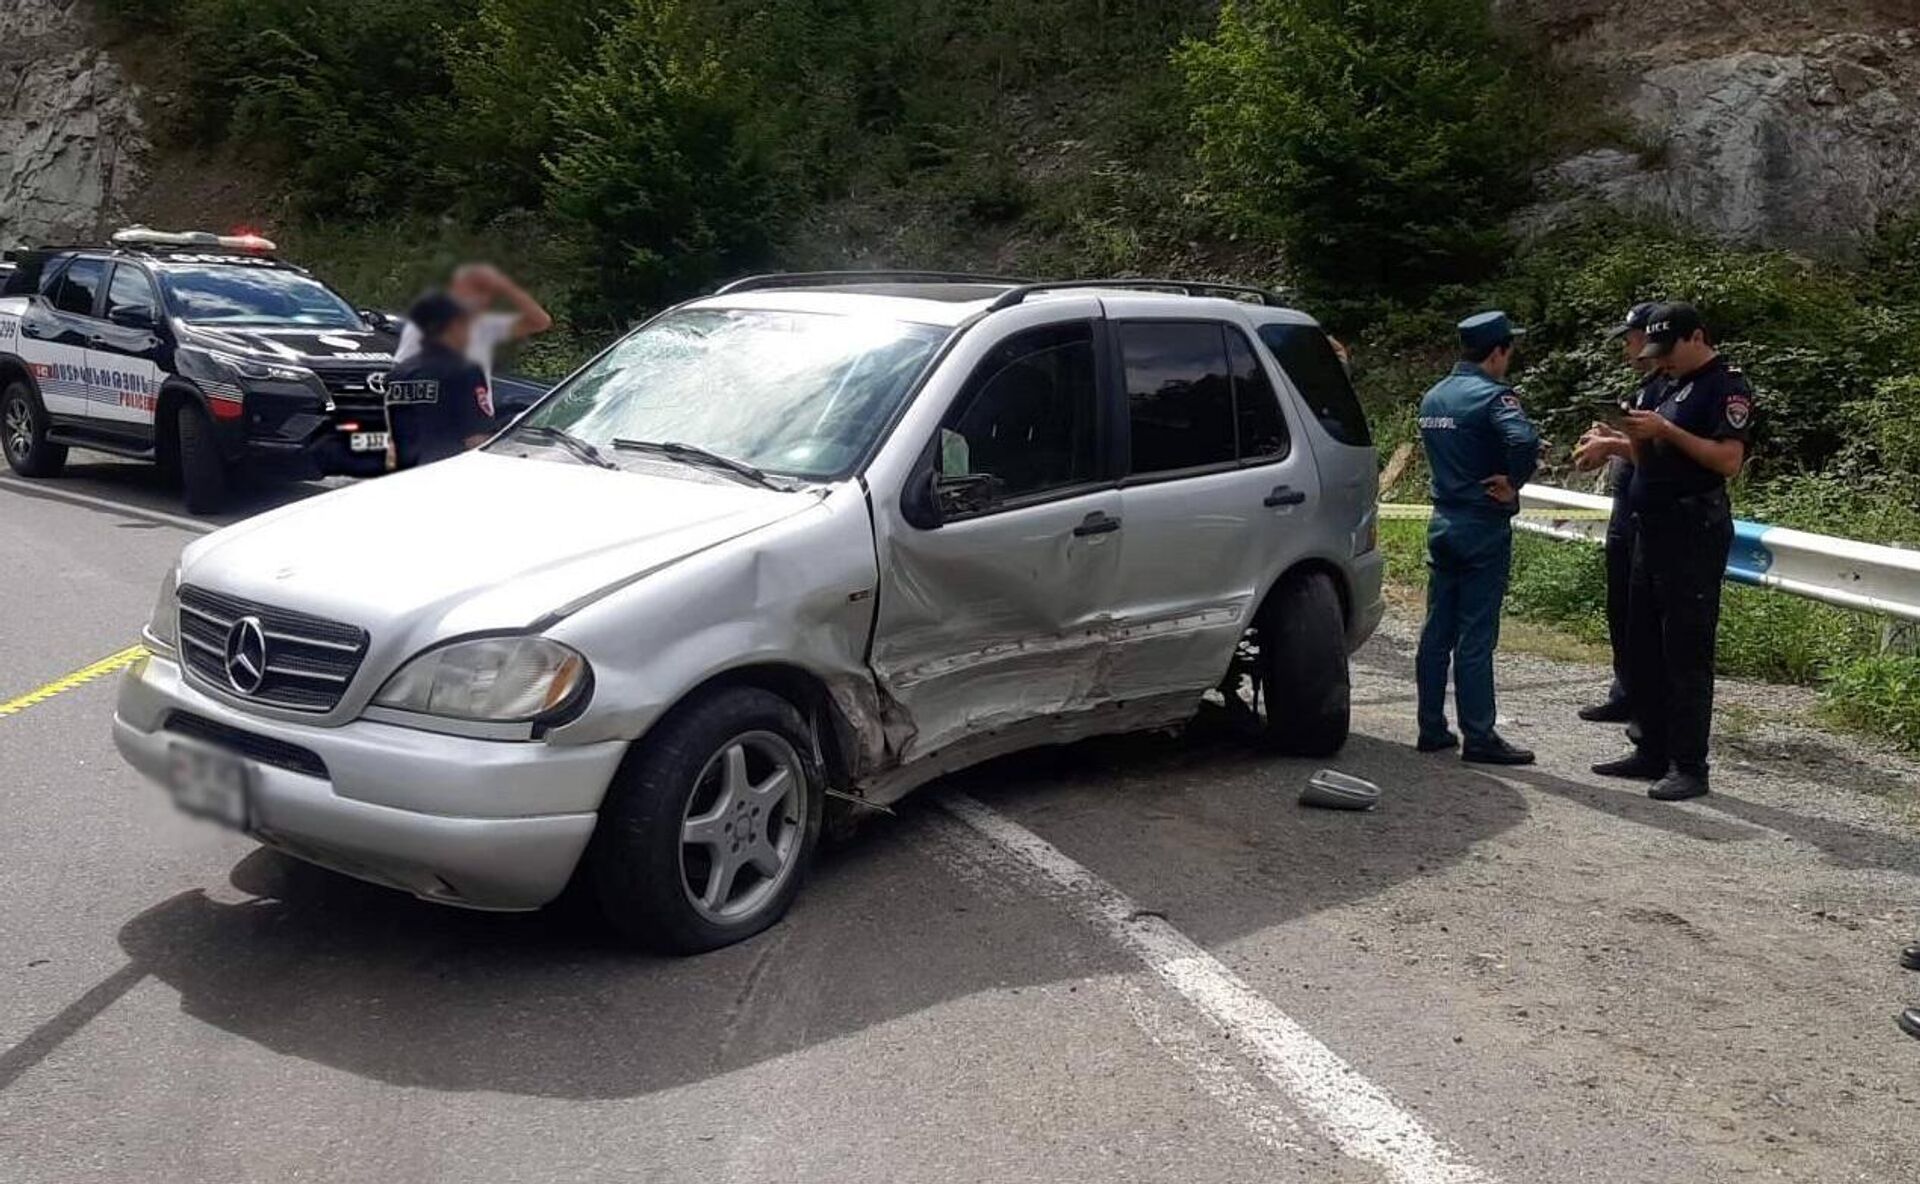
[1458,311,1524,354]
[1606,301,1660,340]
[1637,302,1706,359]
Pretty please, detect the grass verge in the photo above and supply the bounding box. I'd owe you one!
[1378,518,1918,751]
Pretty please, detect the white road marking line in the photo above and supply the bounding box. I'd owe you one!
[941,792,1495,1184]
[0,477,213,534]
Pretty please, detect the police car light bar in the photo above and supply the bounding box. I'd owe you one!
[111,226,279,253]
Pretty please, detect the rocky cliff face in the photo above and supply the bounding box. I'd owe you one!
[0,0,146,252]
[1514,0,1920,253]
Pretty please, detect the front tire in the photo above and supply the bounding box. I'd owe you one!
[175,402,231,514]
[1257,571,1351,756]
[2,380,67,477]
[590,687,824,953]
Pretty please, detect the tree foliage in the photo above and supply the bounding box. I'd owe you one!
[1179,0,1537,313]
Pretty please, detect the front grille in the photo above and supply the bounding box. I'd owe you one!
[313,365,392,418]
[164,711,329,779]
[177,584,369,713]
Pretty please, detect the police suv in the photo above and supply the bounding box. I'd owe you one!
[0,229,400,511]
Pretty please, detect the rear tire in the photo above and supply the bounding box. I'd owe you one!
[1258,571,1351,756]
[176,402,231,514]
[2,380,67,478]
[590,686,824,954]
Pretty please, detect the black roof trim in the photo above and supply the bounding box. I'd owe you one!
[985,278,1291,312]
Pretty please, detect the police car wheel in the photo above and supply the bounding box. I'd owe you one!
[1257,571,1351,757]
[589,686,824,954]
[2,381,67,478]
[175,402,231,514]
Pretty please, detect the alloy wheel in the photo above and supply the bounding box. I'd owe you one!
[4,397,31,462]
[678,730,808,924]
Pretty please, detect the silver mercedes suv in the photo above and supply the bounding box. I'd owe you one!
[114,274,1383,952]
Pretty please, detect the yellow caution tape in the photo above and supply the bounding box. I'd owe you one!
[0,644,147,719]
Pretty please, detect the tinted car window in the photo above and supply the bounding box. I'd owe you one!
[1228,327,1288,461]
[52,258,106,316]
[1256,322,1371,446]
[104,265,159,322]
[1120,322,1235,475]
[945,321,1098,501]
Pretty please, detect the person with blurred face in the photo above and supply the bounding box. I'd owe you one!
[392,263,552,382]
[384,290,497,471]
[1572,302,1668,724]
[1588,302,1753,802]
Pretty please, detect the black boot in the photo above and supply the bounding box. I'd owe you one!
[1592,751,1668,780]
[1462,735,1535,766]
[1649,770,1710,801]
[1901,945,1920,972]
[1900,1009,1920,1041]
[1578,699,1632,723]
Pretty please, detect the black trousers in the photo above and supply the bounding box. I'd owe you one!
[1603,516,1634,705]
[1626,490,1734,775]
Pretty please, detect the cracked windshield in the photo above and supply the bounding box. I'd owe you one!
[512,309,947,479]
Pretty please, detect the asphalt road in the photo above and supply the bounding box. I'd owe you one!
[4,458,1920,1183]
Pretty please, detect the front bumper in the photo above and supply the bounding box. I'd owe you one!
[113,650,627,911]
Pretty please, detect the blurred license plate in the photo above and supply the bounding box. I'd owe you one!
[166,742,250,830]
[349,431,389,452]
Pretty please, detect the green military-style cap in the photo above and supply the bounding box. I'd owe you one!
[1458,310,1525,353]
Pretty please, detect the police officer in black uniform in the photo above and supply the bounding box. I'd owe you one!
[1573,302,1668,723]
[1591,303,1753,801]
[385,291,497,471]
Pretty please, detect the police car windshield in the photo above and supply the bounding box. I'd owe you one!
[157,263,363,329]
[510,308,947,481]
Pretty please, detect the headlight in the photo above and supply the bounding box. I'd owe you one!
[210,349,314,383]
[182,345,314,384]
[146,567,179,651]
[373,637,590,723]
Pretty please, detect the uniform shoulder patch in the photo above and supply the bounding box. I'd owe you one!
[1498,393,1522,410]
[1724,396,1752,431]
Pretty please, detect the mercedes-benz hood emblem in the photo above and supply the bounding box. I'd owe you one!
[224,615,269,695]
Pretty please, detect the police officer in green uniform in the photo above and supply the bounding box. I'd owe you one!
[1591,303,1753,801]
[1415,312,1542,765]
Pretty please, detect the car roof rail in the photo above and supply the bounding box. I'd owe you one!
[713,270,1033,295]
[985,278,1291,312]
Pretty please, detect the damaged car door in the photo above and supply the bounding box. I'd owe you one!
[869,310,1123,764]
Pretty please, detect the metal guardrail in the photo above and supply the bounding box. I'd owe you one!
[1514,485,1920,624]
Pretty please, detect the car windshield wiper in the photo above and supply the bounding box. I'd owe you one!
[612,439,784,490]
[505,422,617,470]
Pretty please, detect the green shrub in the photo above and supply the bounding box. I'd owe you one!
[1179,0,1537,316]
[1823,655,1920,751]
[544,2,777,318]
[1506,535,1609,642]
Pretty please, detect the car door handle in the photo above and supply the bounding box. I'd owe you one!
[20,321,45,339]
[1073,511,1122,537]
[1264,485,1308,508]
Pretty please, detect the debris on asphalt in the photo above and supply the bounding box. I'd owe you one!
[1300,769,1381,811]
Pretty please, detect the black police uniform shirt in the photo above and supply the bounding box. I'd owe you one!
[1628,355,1754,511]
[385,342,496,469]
[1610,370,1671,517]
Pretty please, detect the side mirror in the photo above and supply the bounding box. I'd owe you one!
[109,305,156,330]
[934,472,997,519]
